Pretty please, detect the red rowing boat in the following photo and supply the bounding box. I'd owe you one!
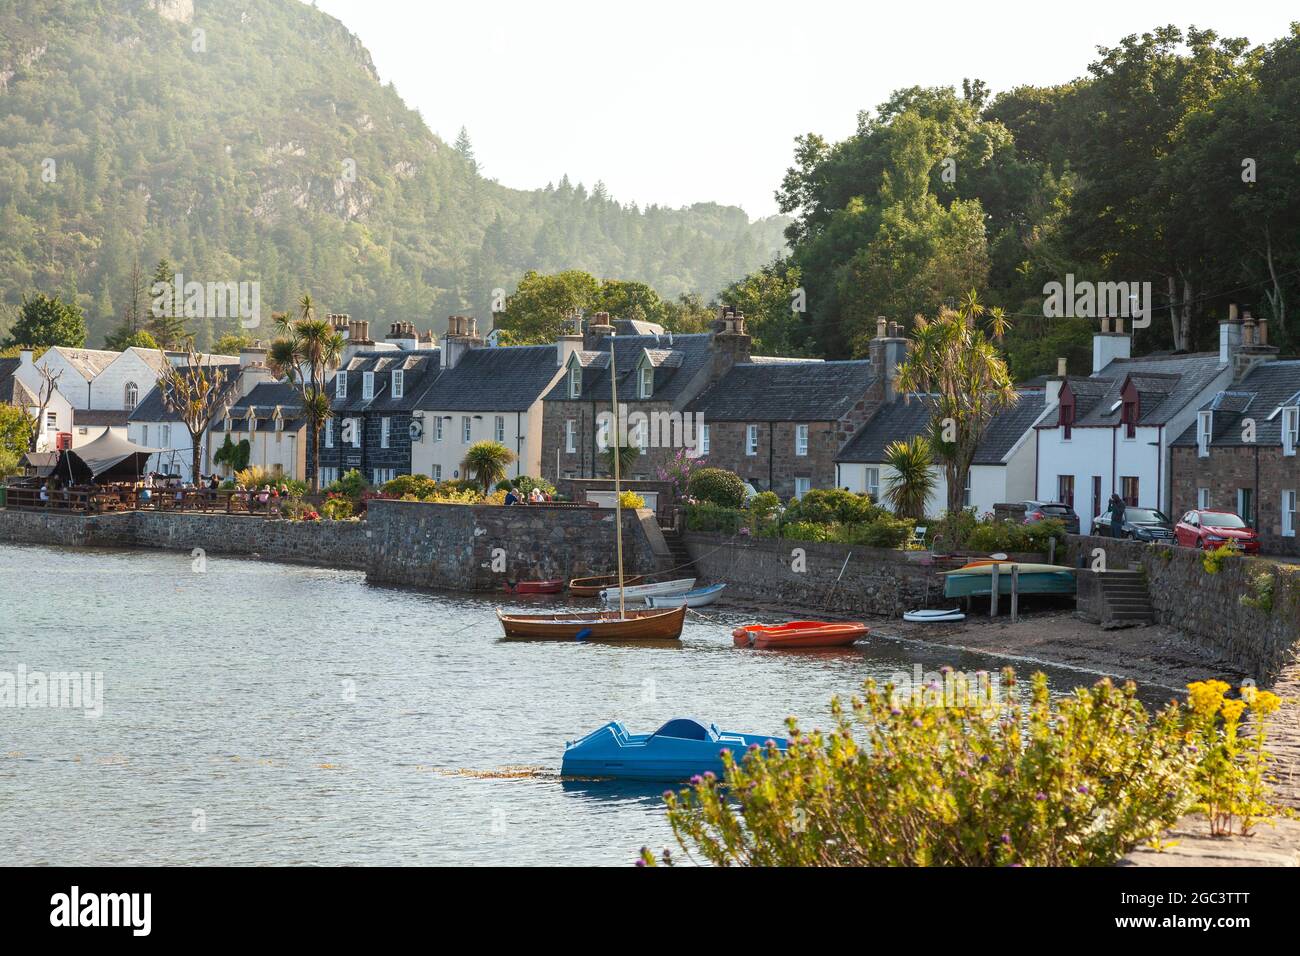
[732,621,869,649]
[503,579,565,595]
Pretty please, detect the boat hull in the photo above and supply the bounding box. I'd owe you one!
[503,579,565,595]
[497,605,686,641]
[561,719,787,781]
[942,563,1076,598]
[600,578,696,602]
[644,583,726,608]
[568,574,644,598]
[732,620,869,649]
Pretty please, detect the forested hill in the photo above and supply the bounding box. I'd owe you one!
[0,0,788,347]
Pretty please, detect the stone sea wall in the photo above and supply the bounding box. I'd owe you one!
[1067,534,1300,683]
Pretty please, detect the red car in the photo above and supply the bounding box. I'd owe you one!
[1173,510,1260,554]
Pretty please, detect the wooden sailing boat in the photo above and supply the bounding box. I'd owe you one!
[497,325,685,642]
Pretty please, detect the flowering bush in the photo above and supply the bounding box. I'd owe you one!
[640,670,1282,867]
[1202,543,1238,574]
[687,467,746,508]
[321,495,354,521]
[619,490,646,509]
[658,448,707,496]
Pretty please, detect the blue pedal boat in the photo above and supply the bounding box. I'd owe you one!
[561,718,787,781]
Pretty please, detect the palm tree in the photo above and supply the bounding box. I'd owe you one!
[462,440,516,495]
[882,436,935,520]
[600,440,640,477]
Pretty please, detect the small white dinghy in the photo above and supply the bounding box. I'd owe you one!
[600,578,697,603]
[644,583,726,608]
[903,608,966,623]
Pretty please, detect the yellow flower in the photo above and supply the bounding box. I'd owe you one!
[1239,684,1258,704]
[1220,699,1246,723]
[1187,680,1230,717]
[1250,691,1282,716]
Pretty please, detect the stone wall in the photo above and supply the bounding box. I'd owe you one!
[684,531,937,616]
[1067,534,1300,682]
[1170,444,1299,556]
[364,499,670,591]
[0,508,369,568]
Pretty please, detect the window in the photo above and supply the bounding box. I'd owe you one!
[325,419,333,448]
[565,419,576,454]
[372,468,396,485]
[362,371,374,400]
[141,425,148,446]
[335,373,347,399]
[247,411,257,434]
[635,419,647,454]
[963,469,973,508]
[435,417,443,442]
[381,417,390,449]
[392,369,404,400]
[795,424,809,456]
[699,424,710,455]
[1283,490,1297,538]
[494,415,505,443]
[1197,487,1210,510]
[274,415,284,433]
[746,424,759,456]
[1238,488,1254,527]
[1122,399,1138,440]
[1197,410,1213,458]
[1283,407,1299,457]
[45,411,57,431]
[1057,474,1075,510]
[431,464,442,481]
[223,415,232,432]
[1121,476,1139,507]
[864,467,880,501]
[319,467,337,487]
[794,477,811,500]
[639,366,653,399]
[161,424,170,446]
[569,367,582,399]
[124,382,138,410]
[1091,476,1103,524]
[462,416,471,443]
[349,418,361,448]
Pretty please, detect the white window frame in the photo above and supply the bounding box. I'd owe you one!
[124,381,138,410]
[350,418,361,448]
[1197,410,1212,458]
[435,417,443,442]
[336,373,347,399]
[362,371,374,400]
[1283,406,1299,457]
[963,469,973,508]
[462,416,471,443]
[391,369,404,400]
[639,366,653,399]
[431,464,442,481]
[1197,487,1209,510]
[746,424,759,456]
[141,425,148,446]
[565,419,576,454]
[381,417,390,449]
[635,419,647,454]
[795,423,809,457]
[325,419,333,448]
[1283,490,1297,537]
[161,423,170,446]
[569,367,582,399]
[494,415,505,443]
[794,477,811,500]
[864,467,880,501]
[700,424,710,455]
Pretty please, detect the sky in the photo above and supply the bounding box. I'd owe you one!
[313,0,1297,220]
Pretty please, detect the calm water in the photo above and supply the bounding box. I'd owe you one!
[1,543,1114,866]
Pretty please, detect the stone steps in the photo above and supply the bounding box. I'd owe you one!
[1097,570,1153,624]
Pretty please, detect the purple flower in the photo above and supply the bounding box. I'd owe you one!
[690,774,703,785]
[912,718,923,727]
[1035,792,1047,801]
[1001,832,1011,844]
[1077,784,1089,795]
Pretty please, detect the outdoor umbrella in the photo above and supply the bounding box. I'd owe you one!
[55,430,161,484]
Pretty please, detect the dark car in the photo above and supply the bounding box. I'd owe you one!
[1092,506,1175,541]
[1021,500,1080,534]
[1174,510,1261,554]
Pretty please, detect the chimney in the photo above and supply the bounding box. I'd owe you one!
[386,321,418,351]
[556,311,583,368]
[1219,304,1244,365]
[442,314,483,369]
[1092,318,1131,375]
[19,347,34,368]
[708,306,753,382]
[868,316,908,403]
[1230,307,1280,382]
[583,311,616,351]
[1046,356,1067,407]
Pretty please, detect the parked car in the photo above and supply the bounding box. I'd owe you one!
[1173,510,1260,554]
[1091,506,1175,542]
[1020,500,1080,534]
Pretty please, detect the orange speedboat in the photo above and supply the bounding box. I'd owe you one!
[732,621,869,649]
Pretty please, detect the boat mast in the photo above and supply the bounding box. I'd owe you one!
[609,332,626,619]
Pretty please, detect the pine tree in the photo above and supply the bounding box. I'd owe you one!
[147,258,189,348]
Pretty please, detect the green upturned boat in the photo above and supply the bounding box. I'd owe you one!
[941,562,1076,599]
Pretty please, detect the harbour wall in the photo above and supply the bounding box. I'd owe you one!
[1066,534,1300,683]
[0,502,669,592]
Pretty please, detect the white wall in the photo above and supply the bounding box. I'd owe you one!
[838,461,1022,520]
[412,408,540,481]
[128,420,196,479]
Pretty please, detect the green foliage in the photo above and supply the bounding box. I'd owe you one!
[1202,543,1238,574]
[686,467,746,508]
[1239,570,1275,613]
[748,491,781,522]
[644,671,1280,867]
[0,403,33,460]
[511,475,556,499]
[321,496,355,521]
[325,469,370,500]
[966,518,1065,554]
[684,501,745,535]
[783,489,884,526]
[719,257,806,354]
[0,447,20,479]
[213,333,254,355]
[881,436,935,519]
[2,293,86,348]
[461,440,516,494]
[382,474,441,499]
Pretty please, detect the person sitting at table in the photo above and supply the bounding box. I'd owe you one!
[139,485,152,503]
[256,484,271,507]
[39,482,49,503]
[529,486,544,504]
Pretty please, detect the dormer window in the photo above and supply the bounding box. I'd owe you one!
[569,366,582,399]
[274,410,284,433]
[392,369,404,400]
[247,409,257,434]
[1197,410,1213,458]
[639,366,653,399]
[1283,406,1299,457]
[1059,394,1075,442]
[224,415,232,432]
[1122,399,1138,439]
[362,371,374,400]
[124,381,138,410]
[335,373,347,399]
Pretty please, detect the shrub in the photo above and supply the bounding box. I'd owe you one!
[1239,570,1275,613]
[619,490,646,509]
[325,469,370,500]
[1202,543,1238,574]
[778,520,833,543]
[841,515,915,549]
[1186,680,1284,835]
[641,671,1281,867]
[384,474,440,499]
[687,467,746,508]
[513,475,557,499]
[685,501,744,534]
[321,496,354,520]
[235,465,274,488]
[783,488,883,526]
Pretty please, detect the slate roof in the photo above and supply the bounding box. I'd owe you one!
[545,333,714,404]
[416,345,560,412]
[1172,360,1300,448]
[49,347,119,380]
[330,349,441,414]
[686,360,875,422]
[0,358,37,405]
[74,410,130,427]
[212,383,306,432]
[836,392,1044,465]
[1074,354,1227,427]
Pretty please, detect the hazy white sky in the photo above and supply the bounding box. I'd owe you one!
[313,0,1296,219]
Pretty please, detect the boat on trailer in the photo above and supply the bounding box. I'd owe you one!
[568,573,644,598]
[732,620,869,649]
[644,583,726,608]
[561,717,787,781]
[600,577,696,603]
[497,604,686,641]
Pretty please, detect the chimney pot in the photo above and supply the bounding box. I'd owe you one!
[1114,316,1124,334]
[1100,316,1111,333]
[876,316,888,339]
[1258,315,1269,346]
[1056,357,1067,377]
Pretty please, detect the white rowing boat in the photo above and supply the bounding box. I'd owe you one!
[600,577,696,602]
[644,583,726,608]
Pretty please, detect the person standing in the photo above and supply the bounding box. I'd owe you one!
[1108,493,1126,538]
